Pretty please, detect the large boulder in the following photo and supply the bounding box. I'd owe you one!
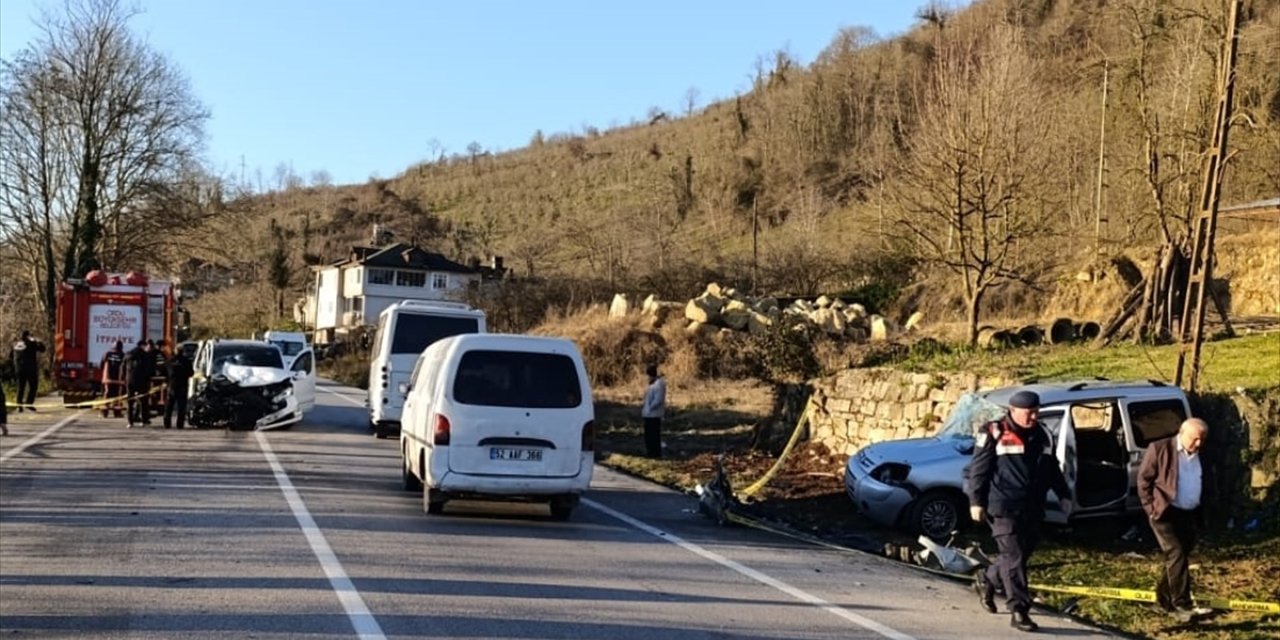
[609,293,630,318]
[722,300,752,330]
[870,315,890,341]
[685,293,724,324]
[747,311,773,335]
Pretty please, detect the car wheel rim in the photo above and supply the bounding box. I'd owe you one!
[922,501,956,537]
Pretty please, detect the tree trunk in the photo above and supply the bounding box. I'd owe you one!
[966,287,985,347]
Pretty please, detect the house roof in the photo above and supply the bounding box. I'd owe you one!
[329,243,476,274]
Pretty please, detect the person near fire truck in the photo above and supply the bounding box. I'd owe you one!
[10,330,46,412]
[123,340,154,427]
[99,340,126,418]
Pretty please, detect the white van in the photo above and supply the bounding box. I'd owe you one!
[263,330,308,370]
[399,334,595,520]
[368,300,486,438]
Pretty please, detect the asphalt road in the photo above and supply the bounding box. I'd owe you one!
[1,380,1117,639]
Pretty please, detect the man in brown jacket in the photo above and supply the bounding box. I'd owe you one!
[1137,417,1211,621]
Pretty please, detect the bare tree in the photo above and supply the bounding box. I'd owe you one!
[893,22,1055,346]
[0,0,207,327]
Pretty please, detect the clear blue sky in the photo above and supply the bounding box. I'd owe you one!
[1,1,928,187]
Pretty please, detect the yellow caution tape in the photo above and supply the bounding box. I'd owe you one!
[6,385,169,411]
[739,398,815,498]
[1032,583,1280,614]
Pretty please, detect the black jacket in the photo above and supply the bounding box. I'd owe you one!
[166,354,194,390]
[101,350,125,382]
[11,337,45,375]
[123,347,155,388]
[967,415,1072,518]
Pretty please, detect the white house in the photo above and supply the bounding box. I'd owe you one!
[308,243,482,342]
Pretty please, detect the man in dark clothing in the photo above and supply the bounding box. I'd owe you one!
[967,389,1073,633]
[1,379,8,436]
[123,340,154,427]
[1139,418,1212,621]
[100,340,126,418]
[11,330,46,412]
[164,349,194,429]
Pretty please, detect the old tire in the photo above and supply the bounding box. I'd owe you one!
[909,490,966,540]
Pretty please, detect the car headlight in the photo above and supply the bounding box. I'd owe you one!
[272,386,294,403]
[872,463,911,486]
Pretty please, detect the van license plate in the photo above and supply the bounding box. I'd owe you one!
[490,447,542,462]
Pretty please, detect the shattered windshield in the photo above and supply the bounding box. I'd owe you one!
[935,393,1007,440]
[212,344,284,370]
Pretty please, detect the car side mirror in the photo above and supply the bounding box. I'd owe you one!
[397,382,410,396]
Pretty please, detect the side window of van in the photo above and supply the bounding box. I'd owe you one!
[453,350,581,408]
[1128,399,1188,448]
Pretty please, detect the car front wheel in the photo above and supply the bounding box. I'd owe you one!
[909,490,965,540]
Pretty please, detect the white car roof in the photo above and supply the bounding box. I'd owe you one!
[444,333,579,355]
[982,380,1186,408]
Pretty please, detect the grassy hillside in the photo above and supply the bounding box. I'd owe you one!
[188,0,1280,337]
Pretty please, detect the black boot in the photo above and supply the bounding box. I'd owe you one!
[1011,610,1039,632]
[974,575,996,614]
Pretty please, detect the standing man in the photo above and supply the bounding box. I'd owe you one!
[640,364,667,459]
[1138,418,1213,621]
[123,340,154,428]
[163,346,194,429]
[967,390,1073,633]
[10,330,46,412]
[100,340,126,418]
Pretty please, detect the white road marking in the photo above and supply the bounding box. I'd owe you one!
[1,411,88,464]
[321,386,366,407]
[256,431,385,640]
[583,497,916,640]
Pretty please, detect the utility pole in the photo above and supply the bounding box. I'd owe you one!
[751,197,759,295]
[1174,0,1242,391]
[1093,61,1108,256]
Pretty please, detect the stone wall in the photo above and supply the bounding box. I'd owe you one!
[805,368,1015,457]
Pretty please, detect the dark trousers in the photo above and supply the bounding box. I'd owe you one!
[16,371,38,410]
[982,513,1041,613]
[165,388,188,429]
[643,417,662,458]
[1,383,7,429]
[127,383,150,424]
[1151,507,1198,610]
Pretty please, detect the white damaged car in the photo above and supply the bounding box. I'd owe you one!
[188,339,316,430]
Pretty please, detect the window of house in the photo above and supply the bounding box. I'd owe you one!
[431,273,448,290]
[343,297,363,313]
[396,270,426,287]
[368,268,394,285]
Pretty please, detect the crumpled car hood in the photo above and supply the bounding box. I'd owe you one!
[220,364,291,387]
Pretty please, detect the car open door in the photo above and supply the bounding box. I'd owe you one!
[1045,411,1076,524]
[291,349,316,413]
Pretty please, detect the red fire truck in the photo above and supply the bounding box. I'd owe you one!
[54,271,177,407]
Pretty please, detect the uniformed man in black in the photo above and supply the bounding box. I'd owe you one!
[163,348,193,429]
[99,340,126,418]
[967,390,1073,633]
[11,330,46,412]
[123,340,154,427]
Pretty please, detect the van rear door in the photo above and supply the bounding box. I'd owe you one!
[443,349,587,478]
[385,312,483,417]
